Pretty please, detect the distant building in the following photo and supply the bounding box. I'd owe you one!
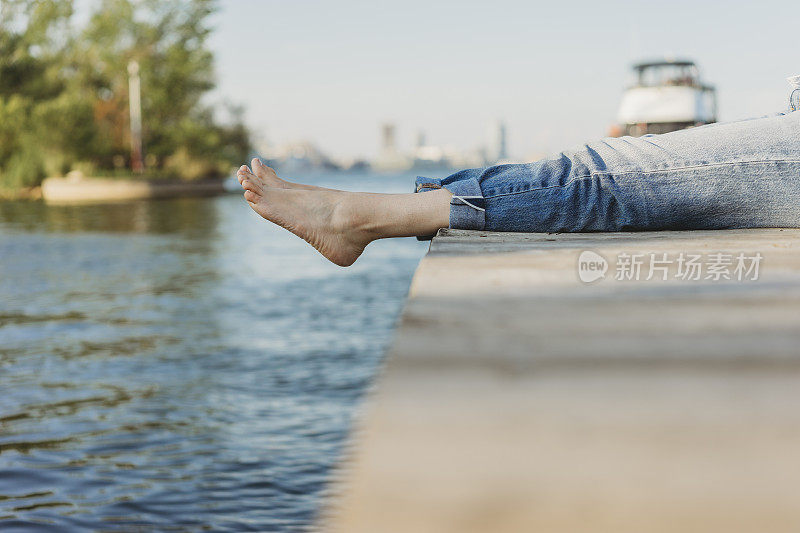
[486,120,508,163]
[382,123,397,152]
[373,122,411,171]
[373,122,506,172]
[257,139,339,173]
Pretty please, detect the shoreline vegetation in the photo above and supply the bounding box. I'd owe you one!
[0,185,42,201]
[1,0,250,199]
[39,172,225,204]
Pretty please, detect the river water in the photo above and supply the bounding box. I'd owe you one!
[0,172,427,531]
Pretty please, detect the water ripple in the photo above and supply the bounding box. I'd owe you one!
[0,175,426,531]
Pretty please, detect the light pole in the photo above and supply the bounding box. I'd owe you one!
[127,59,144,173]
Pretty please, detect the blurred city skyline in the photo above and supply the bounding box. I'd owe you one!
[206,0,796,162]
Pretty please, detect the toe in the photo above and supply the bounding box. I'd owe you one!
[244,190,259,203]
[241,170,266,193]
[240,167,263,189]
[237,165,249,184]
[252,158,283,185]
[242,179,259,193]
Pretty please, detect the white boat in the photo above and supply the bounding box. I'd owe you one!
[613,59,717,137]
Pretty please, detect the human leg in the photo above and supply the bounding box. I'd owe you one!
[239,112,800,266]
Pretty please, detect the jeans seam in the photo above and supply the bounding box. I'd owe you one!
[484,159,800,200]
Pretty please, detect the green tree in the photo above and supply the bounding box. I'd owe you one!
[0,0,84,188]
[79,0,249,179]
[0,0,250,190]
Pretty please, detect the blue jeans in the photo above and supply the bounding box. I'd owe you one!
[415,110,800,233]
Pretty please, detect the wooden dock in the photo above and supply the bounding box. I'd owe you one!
[326,228,800,533]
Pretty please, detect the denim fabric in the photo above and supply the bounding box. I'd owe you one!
[415,110,800,233]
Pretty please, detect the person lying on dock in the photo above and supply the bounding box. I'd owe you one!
[237,99,800,267]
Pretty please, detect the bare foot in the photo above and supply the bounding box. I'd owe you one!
[238,169,374,266]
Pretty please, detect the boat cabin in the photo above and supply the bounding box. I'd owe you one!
[614,59,717,136]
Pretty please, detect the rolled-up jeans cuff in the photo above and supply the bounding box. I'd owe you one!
[414,176,486,239]
[443,177,486,231]
[414,176,443,194]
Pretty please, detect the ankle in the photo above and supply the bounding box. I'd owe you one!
[330,192,381,241]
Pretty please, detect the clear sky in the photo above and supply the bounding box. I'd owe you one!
[208,0,794,160]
